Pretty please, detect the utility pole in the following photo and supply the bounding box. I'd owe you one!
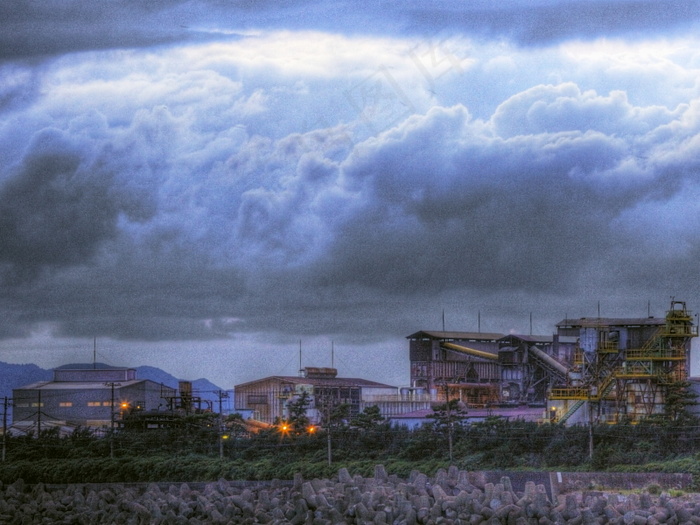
[105,382,121,459]
[217,390,229,459]
[444,381,453,464]
[326,398,332,466]
[2,397,10,462]
[37,390,41,437]
[588,404,594,460]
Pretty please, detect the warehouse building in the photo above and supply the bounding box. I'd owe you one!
[12,367,176,433]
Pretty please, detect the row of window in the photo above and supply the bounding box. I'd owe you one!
[15,401,120,408]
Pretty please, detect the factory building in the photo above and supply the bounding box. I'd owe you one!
[407,330,577,407]
[234,367,431,425]
[408,300,697,425]
[12,368,176,433]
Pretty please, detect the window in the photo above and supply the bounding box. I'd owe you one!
[247,395,268,405]
[87,401,102,407]
[59,402,73,408]
[31,402,44,407]
[102,401,112,406]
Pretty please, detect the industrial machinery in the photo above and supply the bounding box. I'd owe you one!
[549,300,697,424]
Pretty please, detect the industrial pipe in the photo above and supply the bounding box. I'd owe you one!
[529,346,569,376]
[440,342,498,361]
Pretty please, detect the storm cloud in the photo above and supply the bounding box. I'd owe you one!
[2,1,700,386]
[4,1,700,61]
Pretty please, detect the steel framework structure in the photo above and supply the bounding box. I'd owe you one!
[549,300,697,424]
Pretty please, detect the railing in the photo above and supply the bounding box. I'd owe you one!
[661,325,698,337]
[361,394,433,403]
[656,368,686,384]
[549,387,589,400]
[598,341,619,353]
[625,348,686,360]
[549,373,616,401]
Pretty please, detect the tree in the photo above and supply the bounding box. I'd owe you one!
[428,399,468,431]
[286,391,312,432]
[351,405,385,430]
[224,413,249,438]
[428,398,468,463]
[663,380,698,423]
[329,403,351,427]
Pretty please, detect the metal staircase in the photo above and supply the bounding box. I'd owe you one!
[557,399,585,424]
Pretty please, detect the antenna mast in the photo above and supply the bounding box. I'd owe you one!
[298,340,303,377]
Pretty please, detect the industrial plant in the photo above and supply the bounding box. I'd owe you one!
[408,299,697,425]
[235,299,697,427]
[8,299,698,433]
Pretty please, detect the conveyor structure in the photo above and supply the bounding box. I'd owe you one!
[440,342,499,361]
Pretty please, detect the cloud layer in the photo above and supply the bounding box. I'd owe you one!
[2,2,700,384]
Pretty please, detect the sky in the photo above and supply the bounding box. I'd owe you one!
[2,0,700,389]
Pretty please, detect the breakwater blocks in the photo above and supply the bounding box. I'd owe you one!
[0,466,698,524]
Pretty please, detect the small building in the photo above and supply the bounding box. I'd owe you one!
[234,367,430,425]
[12,367,176,432]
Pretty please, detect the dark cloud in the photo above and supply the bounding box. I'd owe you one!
[4,78,700,343]
[2,0,700,368]
[0,125,157,283]
[8,246,248,340]
[3,0,699,63]
[0,129,116,279]
[404,0,700,45]
[313,107,611,294]
[231,97,699,337]
[0,1,189,60]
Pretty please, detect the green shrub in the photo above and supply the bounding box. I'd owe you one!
[646,483,662,495]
